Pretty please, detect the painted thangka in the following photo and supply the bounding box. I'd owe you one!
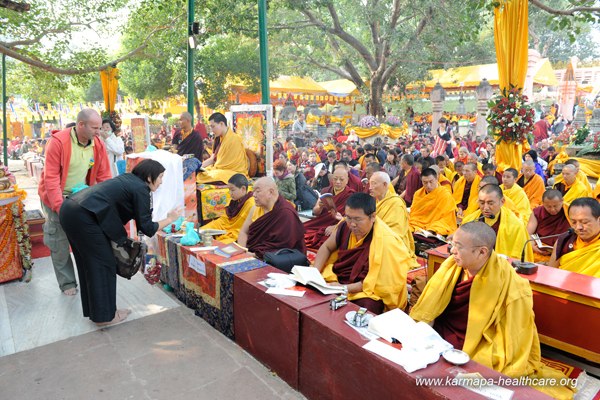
[232,111,266,154]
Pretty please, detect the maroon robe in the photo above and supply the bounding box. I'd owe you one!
[458,180,474,211]
[303,186,354,249]
[346,171,362,193]
[247,195,306,259]
[532,206,571,246]
[225,191,253,219]
[404,166,422,206]
[433,273,473,350]
[172,129,204,161]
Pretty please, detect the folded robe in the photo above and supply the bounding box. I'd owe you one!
[201,192,255,243]
[462,206,533,262]
[501,184,532,227]
[376,185,417,261]
[410,185,457,236]
[517,173,545,209]
[410,252,575,399]
[197,128,248,184]
[247,195,305,259]
[556,232,600,278]
[553,179,592,206]
[453,175,481,216]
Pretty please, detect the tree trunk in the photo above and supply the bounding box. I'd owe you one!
[368,79,385,117]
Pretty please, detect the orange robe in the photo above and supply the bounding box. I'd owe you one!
[410,186,457,236]
[452,175,481,217]
[517,174,545,209]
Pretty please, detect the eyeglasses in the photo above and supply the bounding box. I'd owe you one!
[448,241,484,252]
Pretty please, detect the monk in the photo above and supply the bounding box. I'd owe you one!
[171,112,204,161]
[550,197,600,278]
[314,193,411,314]
[335,160,362,193]
[411,222,575,399]
[435,155,455,182]
[527,190,571,263]
[453,162,481,219]
[238,177,305,259]
[553,159,592,194]
[197,112,249,184]
[398,154,422,207]
[517,160,545,209]
[482,163,502,183]
[462,184,533,261]
[553,164,591,206]
[594,184,600,201]
[450,160,464,187]
[409,168,457,236]
[500,168,531,226]
[303,166,354,249]
[200,174,254,243]
[369,172,417,263]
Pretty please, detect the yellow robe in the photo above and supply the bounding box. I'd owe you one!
[558,234,600,278]
[197,128,249,184]
[463,206,534,262]
[518,173,545,209]
[501,184,532,227]
[594,184,600,200]
[554,170,592,194]
[410,252,574,399]
[322,218,410,310]
[452,175,481,216]
[554,180,592,206]
[409,186,457,236]
[376,185,418,264]
[201,197,255,243]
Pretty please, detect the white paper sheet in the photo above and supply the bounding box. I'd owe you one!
[266,287,305,297]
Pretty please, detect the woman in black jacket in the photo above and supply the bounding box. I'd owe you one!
[59,159,180,326]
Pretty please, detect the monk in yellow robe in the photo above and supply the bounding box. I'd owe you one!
[462,184,533,261]
[553,159,592,193]
[200,174,254,243]
[197,112,249,185]
[550,197,600,278]
[527,190,571,264]
[517,160,545,209]
[453,163,481,219]
[409,168,457,236]
[411,222,575,400]
[594,184,600,201]
[431,165,453,192]
[369,172,417,263]
[553,164,591,206]
[500,168,531,226]
[314,193,410,313]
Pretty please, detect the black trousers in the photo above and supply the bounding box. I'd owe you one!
[59,198,117,323]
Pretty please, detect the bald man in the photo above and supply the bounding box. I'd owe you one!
[554,159,592,194]
[411,222,574,399]
[453,162,481,218]
[369,171,417,262]
[238,177,305,259]
[527,189,571,263]
[517,160,545,209]
[39,109,112,295]
[553,164,591,206]
[172,111,204,161]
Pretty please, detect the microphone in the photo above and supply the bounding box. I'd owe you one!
[511,228,574,274]
[478,214,495,222]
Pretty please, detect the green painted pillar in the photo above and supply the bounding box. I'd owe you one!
[187,0,195,125]
[258,0,270,104]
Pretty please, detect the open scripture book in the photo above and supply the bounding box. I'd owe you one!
[414,229,448,243]
[288,266,346,295]
[530,234,554,251]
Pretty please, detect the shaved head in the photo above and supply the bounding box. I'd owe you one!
[371,171,390,184]
[458,221,497,251]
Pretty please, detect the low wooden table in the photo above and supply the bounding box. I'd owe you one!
[426,245,600,363]
[234,266,335,389]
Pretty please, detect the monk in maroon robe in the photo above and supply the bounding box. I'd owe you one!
[399,154,422,206]
[432,272,473,349]
[527,190,571,261]
[304,167,354,249]
[238,177,305,259]
[172,112,204,161]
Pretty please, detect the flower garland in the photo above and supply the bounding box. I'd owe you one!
[486,88,535,144]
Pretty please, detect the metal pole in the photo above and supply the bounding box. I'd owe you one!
[2,54,7,166]
[187,0,195,126]
[258,0,270,104]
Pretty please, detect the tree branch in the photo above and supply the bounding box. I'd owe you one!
[0,17,181,75]
[528,0,600,16]
[289,42,352,81]
[0,0,30,12]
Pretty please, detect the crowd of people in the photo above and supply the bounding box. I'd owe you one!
[25,105,598,399]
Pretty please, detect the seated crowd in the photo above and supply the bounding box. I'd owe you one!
[192,112,598,399]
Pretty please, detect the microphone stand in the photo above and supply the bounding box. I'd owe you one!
[511,229,573,275]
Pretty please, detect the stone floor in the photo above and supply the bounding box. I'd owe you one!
[0,159,304,400]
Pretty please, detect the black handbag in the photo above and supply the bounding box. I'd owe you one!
[111,238,147,279]
[263,248,309,273]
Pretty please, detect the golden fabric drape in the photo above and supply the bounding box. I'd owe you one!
[494,0,529,172]
[100,67,119,112]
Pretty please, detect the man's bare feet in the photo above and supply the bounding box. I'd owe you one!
[62,287,77,296]
[95,309,131,327]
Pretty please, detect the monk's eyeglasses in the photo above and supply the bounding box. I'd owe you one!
[448,241,484,252]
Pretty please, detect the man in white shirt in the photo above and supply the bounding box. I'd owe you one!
[101,119,125,177]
